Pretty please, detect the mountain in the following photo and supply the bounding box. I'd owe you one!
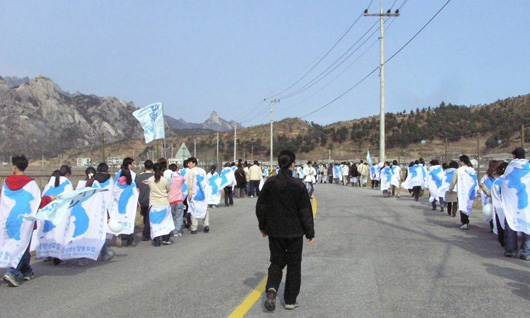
[0,75,146,157]
[165,111,238,132]
[3,76,30,88]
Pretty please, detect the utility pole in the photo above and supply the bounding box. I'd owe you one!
[194,140,197,157]
[216,132,220,168]
[269,98,280,171]
[364,1,400,164]
[522,124,525,148]
[234,123,237,162]
[477,133,481,181]
[101,132,106,163]
[444,138,448,163]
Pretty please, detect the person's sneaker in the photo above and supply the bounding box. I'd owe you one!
[264,288,277,311]
[101,250,115,261]
[3,273,20,287]
[504,251,516,258]
[22,272,35,281]
[53,258,63,266]
[520,254,530,261]
[460,224,469,230]
[440,207,445,212]
[204,226,210,233]
[191,230,197,234]
[162,240,172,245]
[142,236,150,241]
[284,303,300,310]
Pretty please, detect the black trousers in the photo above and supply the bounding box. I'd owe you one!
[495,213,505,246]
[266,236,304,305]
[412,186,422,200]
[140,206,150,240]
[250,180,261,197]
[224,187,233,206]
[460,211,469,225]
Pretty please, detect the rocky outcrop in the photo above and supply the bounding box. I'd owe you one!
[165,111,238,131]
[0,76,143,157]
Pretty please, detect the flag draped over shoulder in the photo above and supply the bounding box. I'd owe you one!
[109,171,139,236]
[402,164,424,189]
[491,176,505,234]
[133,102,165,143]
[457,166,478,215]
[31,176,74,253]
[206,172,222,205]
[380,166,392,191]
[438,168,456,198]
[180,168,189,198]
[149,205,175,239]
[501,159,530,234]
[427,165,444,202]
[0,181,41,268]
[31,187,108,260]
[391,166,401,188]
[187,167,209,219]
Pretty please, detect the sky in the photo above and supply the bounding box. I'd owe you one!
[1,1,529,127]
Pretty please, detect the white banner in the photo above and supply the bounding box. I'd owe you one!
[133,102,165,143]
[427,165,444,202]
[32,187,108,259]
[0,181,41,268]
[502,159,530,234]
[149,205,175,239]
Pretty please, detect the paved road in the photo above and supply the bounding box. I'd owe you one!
[1,184,529,317]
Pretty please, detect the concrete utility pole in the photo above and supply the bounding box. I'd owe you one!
[194,140,197,157]
[364,1,400,163]
[234,123,237,162]
[269,99,280,171]
[216,132,220,168]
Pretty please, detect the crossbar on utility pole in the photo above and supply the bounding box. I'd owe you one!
[364,1,400,164]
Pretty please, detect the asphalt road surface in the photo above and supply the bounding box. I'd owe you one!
[1,184,529,318]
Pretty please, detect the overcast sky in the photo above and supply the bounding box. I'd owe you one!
[1,1,529,126]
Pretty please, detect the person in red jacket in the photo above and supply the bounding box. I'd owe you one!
[2,155,54,287]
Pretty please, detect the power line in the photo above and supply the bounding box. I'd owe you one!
[271,0,375,98]
[278,0,410,115]
[235,99,266,122]
[298,0,452,119]
[278,20,380,100]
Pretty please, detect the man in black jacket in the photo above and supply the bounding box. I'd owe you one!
[256,150,315,312]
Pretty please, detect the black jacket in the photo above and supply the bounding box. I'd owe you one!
[256,169,315,239]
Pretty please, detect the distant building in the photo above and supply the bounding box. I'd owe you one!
[106,157,124,167]
[77,158,92,167]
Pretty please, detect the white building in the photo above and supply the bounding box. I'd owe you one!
[77,158,92,167]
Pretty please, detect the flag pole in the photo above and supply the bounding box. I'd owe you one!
[162,102,167,159]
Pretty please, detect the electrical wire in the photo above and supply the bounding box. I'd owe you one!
[298,0,452,119]
[271,0,374,98]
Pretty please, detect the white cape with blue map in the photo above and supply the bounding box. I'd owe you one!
[149,205,175,239]
[0,180,41,268]
[31,176,74,254]
[491,176,505,234]
[207,172,222,205]
[427,165,444,202]
[31,187,108,260]
[380,166,392,191]
[187,167,209,219]
[401,165,424,190]
[109,174,139,236]
[501,159,530,234]
[456,166,478,215]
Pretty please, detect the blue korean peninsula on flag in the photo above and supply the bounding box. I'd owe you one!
[133,102,165,143]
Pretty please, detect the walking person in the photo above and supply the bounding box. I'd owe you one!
[168,163,186,236]
[502,147,530,260]
[359,160,368,187]
[440,161,459,217]
[186,157,210,234]
[449,155,478,230]
[303,161,316,198]
[249,160,263,197]
[136,160,154,241]
[256,150,315,311]
[147,163,173,246]
[235,164,246,198]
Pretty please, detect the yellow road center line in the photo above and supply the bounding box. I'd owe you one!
[228,196,318,318]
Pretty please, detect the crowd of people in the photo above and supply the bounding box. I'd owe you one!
[1,146,528,289]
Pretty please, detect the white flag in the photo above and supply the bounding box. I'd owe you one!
[133,102,165,143]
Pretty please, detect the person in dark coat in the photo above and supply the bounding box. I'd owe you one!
[256,150,315,311]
